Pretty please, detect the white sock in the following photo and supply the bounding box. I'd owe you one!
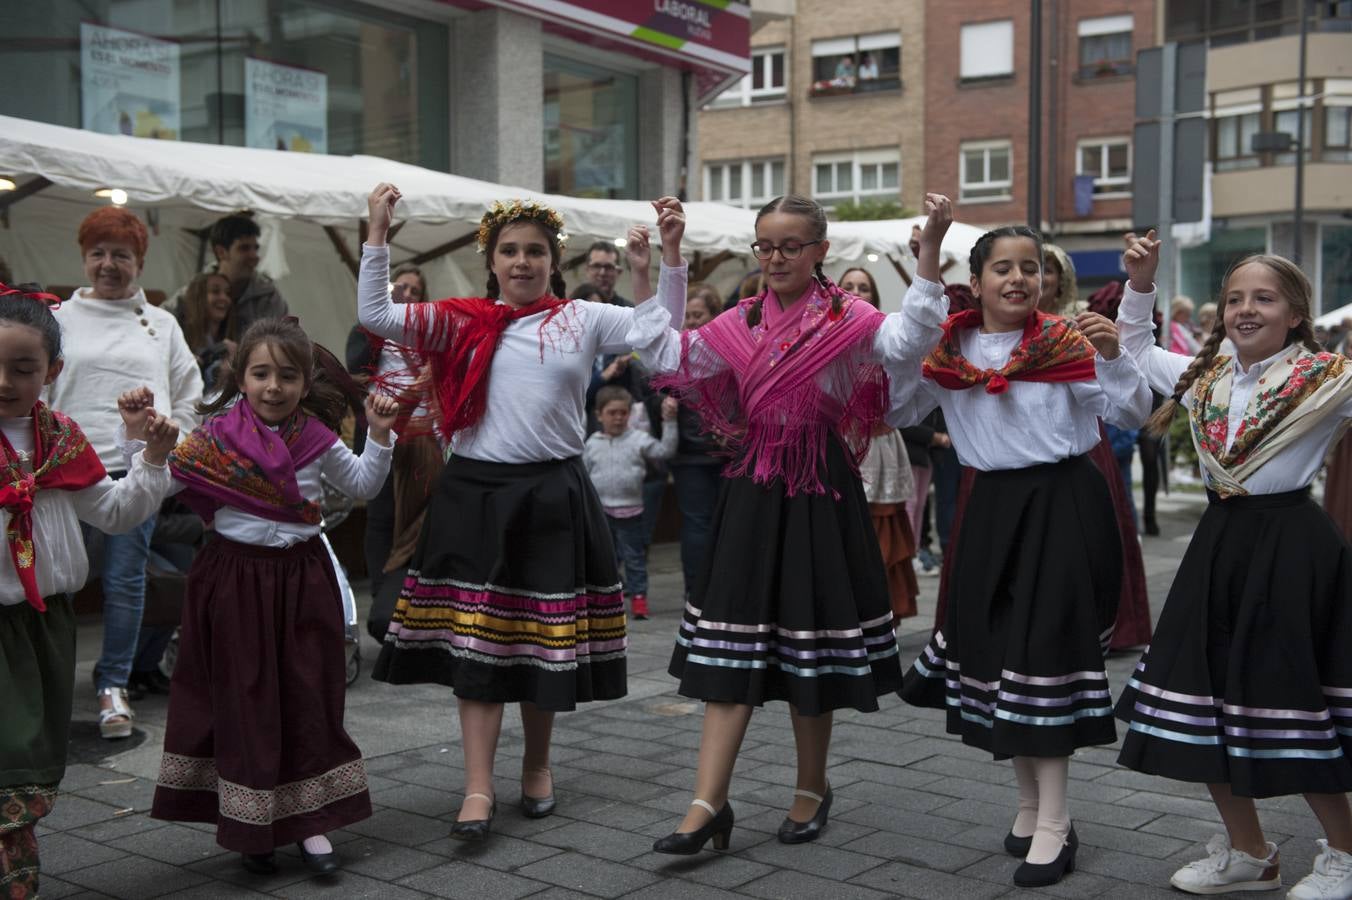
[301,834,333,855]
[1011,756,1039,838]
[1026,756,1071,864]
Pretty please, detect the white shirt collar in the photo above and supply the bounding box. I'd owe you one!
[1231,343,1295,378]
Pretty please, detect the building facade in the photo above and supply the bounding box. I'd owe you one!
[922,0,1155,289]
[697,0,926,219]
[2,0,753,201]
[1156,1,1352,314]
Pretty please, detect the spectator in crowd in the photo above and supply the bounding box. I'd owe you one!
[584,241,629,306]
[44,207,203,740]
[1169,295,1200,355]
[857,53,879,80]
[175,271,235,391]
[170,214,288,333]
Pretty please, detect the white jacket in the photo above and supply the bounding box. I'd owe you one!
[583,424,677,509]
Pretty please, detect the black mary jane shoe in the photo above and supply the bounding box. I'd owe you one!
[1003,830,1033,858]
[653,800,734,855]
[296,841,340,875]
[777,785,832,844]
[1012,825,1078,888]
[241,852,277,875]
[520,768,556,819]
[450,793,496,842]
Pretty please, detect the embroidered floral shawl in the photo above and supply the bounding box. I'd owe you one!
[168,400,335,524]
[0,403,106,611]
[653,281,887,497]
[1190,346,1352,497]
[923,309,1097,394]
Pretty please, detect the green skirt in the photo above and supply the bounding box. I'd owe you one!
[0,596,75,788]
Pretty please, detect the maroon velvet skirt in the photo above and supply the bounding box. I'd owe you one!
[150,535,371,854]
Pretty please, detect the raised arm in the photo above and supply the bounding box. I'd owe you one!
[359,183,443,349]
[319,394,398,500]
[1071,312,1153,428]
[1106,230,1192,396]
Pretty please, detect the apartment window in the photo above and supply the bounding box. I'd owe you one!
[812,149,900,203]
[960,20,1014,82]
[809,32,901,97]
[1166,0,1351,44]
[1326,82,1352,161]
[1212,87,1262,171]
[705,158,786,208]
[1077,138,1132,196]
[1077,14,1134,78]
[708,47,787,108]
[960,141,1012,201]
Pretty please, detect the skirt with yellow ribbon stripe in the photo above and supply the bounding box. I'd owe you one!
[372,454,627,710]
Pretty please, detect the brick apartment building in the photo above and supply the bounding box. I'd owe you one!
[699,0,1155,293]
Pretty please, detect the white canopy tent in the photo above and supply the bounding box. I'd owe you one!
[0,115,985,351]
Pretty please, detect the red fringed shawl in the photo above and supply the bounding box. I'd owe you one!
[1,403,107,611]
[403,296,573,443]
[654,281,887,497]
[923,309,1097,394]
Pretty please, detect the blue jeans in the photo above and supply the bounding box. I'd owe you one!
[86,514,157,690]
[671,463,720,597]
[640,478,666,547]
[607,514,649,597]
[930,446,961,555]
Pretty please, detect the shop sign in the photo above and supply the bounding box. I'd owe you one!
[482,0,751,76]
[80,23,181,140]
[244,58,328,154]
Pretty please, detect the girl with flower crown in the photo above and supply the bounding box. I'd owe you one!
[626,194,961,857]
[359,184,688,842]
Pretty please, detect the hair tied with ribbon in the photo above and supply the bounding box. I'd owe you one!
[0,282,63,310]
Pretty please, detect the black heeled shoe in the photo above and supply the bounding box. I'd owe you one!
[777,785,832,844]
[1013,825,1078,888]
[240,852,276,874]
[296,841,340,875]
[1003,830,1033,857]
[450,792,496,842]
[653,800,734,855]
[520,768,556,819]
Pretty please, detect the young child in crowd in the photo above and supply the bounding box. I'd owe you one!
[629,194,941,855]
[0,284,178,898]
[584,385,677,619]
[1113,234,1352,900]
[147,318,398,877]
[888,202,1151,888]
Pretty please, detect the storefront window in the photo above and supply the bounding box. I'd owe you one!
[543,54,639,200]
[1321,225,1352,318]
[1179,226,1267,304]
[1,0,448,169]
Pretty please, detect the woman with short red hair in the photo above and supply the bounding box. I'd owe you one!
[44,206,202,739]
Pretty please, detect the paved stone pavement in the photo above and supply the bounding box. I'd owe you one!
[38,487,1331,899]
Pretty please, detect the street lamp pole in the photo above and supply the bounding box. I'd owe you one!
[1028,0,1043,231]
[1294,0,1309,264]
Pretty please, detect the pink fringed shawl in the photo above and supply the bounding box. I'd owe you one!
[655,281,887,497]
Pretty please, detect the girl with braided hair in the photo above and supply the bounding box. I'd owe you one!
[1112,232,1352,899]
[358,184,688,843]
[888,213,1152,888]
[629,195,949,855]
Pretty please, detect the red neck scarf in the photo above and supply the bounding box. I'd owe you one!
[923,309,1096,394]
[406,295,571,441]
[1,403,107,611]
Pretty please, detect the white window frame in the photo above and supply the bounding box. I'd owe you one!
[960,140,1013,202]
[960,20,1014,81]
[707,46,787,108]
[703,157,786,208]
[1076,136,1132,197]
[1077,14,1134,76]
[811,149,901,205]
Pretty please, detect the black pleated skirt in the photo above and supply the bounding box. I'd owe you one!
[900,455,1122,758]
[372,455,627,711]
[1116,488,1352,797]
[669,438,902,715]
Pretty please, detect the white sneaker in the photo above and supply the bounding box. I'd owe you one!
[1289,840,1352,899]
[1170,834,1281,894]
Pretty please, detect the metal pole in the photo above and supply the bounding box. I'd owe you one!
[1028,0,1043,230]
[1293,0,1309,264]
[1157,44,1176,307]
